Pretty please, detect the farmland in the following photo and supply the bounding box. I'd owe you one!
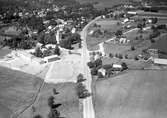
[76,0,129,9]
[0,66,81,118]
[0,66,42,118]
[20,82,82,118]
[93,70,167,118]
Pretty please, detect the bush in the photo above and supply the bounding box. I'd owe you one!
[33,115,43,118]
[53,88,59,95]
[121,62,128,70]
[125,54,128,59]
[97,72,104,78]
[76,83,90,99]
[77,73,86,83]
[134,56,139,60]
[91,68,98,75]
[48,96,55,108]
[102,64,113,70]
[109,53,113,58]
[118,54,123,59]
[131,46,135,51]
[87,62,95,68]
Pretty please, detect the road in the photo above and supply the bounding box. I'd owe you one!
[80,16,101,118]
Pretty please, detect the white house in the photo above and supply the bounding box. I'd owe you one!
[88,30,94,35]
[119,37,130,44]
[113,64,122,69]
[153,58,167,65]
[122,18,129,24]
[98,68,106,77]
[127,11,137,15]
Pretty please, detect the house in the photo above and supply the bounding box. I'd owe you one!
[119,37,130,44]
[43,55,60,63]
[112,64,123,71]
[98,68,106,77]
[122,18,129,24]
[153,58,167,65]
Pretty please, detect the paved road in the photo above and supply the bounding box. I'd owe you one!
[80,16,101,118]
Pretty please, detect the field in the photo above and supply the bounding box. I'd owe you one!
[103,28,152,58]
[87,20,121,51]
[93,70,167,118]
[20,82,82,118]
[0,66,81,118]
[0,66,42,118]
[0,47,11,58]
[76,0,128,9]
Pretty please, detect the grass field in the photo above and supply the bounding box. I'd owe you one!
[0,66,81,118]
[0,66,42,118]
[20,82,82,118]
[77,0,128,9]
[0,47,11,58]
[93,70,167,118]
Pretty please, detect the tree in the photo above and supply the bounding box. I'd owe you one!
[34,47,43,57]
[134,56,139,60]
[118,54,123,59]
[76,83,90,99]
[87,61,95,68]
[115,30,122,37]
[53,88,59,95]
[33,115,43,118]
[94,58,102,68]
[109,53,113,58]
[59,38,72,49]
[152,18,158,24]
[48,96,55,108]
[77,73,86,83]
[125,54,128,59]
[91,68,98,75]
[121,62,128,70]
[48,109,60,118]
[54,45,61,56]
[131,46,135,51]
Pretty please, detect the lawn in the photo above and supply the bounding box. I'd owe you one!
[0,66,42,118]
[102,57,150,69]
[103,29,152,58]
[103,43,130,55]
[87,20,122,51]
[93,70,167,118]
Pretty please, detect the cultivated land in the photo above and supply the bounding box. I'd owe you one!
[20,82,82,118]
[94,70,167,118]
[77,0,128,9]
[0,66,42,118]
[0,66,82,118]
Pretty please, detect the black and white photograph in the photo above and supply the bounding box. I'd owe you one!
[0,0,167,118]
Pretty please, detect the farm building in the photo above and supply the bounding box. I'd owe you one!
[43,55,60,63]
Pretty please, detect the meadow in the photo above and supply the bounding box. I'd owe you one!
[93,70,167,118]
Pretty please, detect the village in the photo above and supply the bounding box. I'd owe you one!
[0,0,167,118]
